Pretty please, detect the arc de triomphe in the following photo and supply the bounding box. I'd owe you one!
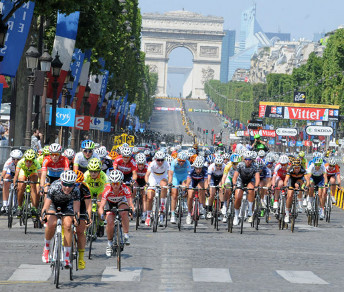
[141,10,224,99]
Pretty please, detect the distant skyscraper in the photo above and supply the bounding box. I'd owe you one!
[265,32,291,42]
[220,30,236,83]
[313,32,325,42]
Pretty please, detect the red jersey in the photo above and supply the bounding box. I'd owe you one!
[273,163,288,180]
[102,183,131,203]
[325,163,340,176]
[113,155,138,175]
[42,155,69,177]
[137,163,148,179]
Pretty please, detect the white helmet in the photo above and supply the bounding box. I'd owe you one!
[132,147,139,154]
[279,155,289,164]
[258,150,266,157]
[121,147,132,157]
[175,145,181,151]
[195,155,205,163]
[108,170,124,183]
[144,149,151,156]
[155,151,165,160]
[165,154,173,163]
[255,159,265,169]
[328,158,336,166]
[10,149,23,159]
[222,153,230,160]
[49,143,62,153]
[135,153,146,164]
[243,151,255,160]
[193,159,204,168]
[94,143,100,149]
[122,143,129,148]
[186,151,193,158]
[94,146,107,158]
[198,151,205,157]
[177,152,188,160]
[63,148,75,159]
[170,147,176,152]
[214,156,224,165]
[60,170,77,184]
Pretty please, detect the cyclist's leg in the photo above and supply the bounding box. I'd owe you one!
[170,176,179,214]
[42,210,57,263]
[119,202,130,233]
[29,173,39,208]
[247,181,255,216]
[105,212,115,242]
[2,173,13,208]
[233,184,243,224]
[17,170,27,208]
[329,176,336,197]
[160,178,168,211]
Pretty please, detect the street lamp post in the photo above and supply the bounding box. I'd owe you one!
[24,42,40,147]
[71,83,80,150]
[50,52,63,144]
[38,47,52,144]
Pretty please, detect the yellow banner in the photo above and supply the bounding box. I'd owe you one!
[259,101,340,109]
[113,133,135,147]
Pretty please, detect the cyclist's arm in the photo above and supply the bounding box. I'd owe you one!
[73,200,80,217]
[98,198,106,218]
[305,173,311,187]
[185,176,191,188]
[13,167,20,185]
[324,172,328,185]
[40,170,47,188]
[145,170,151,184]
[254,172,260,188]
[41,198,52,216]
[168,170,173,184]
[232,171,238,186]
[284,174,290,187]
[73,163,79,172]
[131,170,137,181]
[336,173,341,187]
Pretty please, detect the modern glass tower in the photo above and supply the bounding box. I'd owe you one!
[220,30,236,83]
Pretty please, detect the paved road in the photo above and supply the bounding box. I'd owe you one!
[1,205,344,291]
[149,99,193,144]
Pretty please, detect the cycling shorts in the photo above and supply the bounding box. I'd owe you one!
[46,175,60,185]
[287,177,304,188]
[311,175,324,187]
[236,177,255,189]
[210,175,223,187]
[19,169,38,178]
[105,200,128,215]
[49,202,74,215]
[148,174,168,190]
[225,176,233,186]
[190,179,205,189]
[172,175,187,188]
[5,169,15,178]
[137,178,146,188]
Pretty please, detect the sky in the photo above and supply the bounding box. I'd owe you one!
[139,0,344,96]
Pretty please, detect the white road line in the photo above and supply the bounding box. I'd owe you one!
[276,270,328,284]
[101,267,142,282]
[192,268,232,283]
[8,264,51,281]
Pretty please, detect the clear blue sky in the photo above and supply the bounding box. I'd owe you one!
[139,0,344,96]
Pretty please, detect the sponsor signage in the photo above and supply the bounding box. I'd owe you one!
[276,128,298,137]
[293,91,306,103]
[303,140,312,146]
[49,107,76,127]
[90,117,104,130]
[245,129,276,137]
[247,120,263,129]
[305,126,333,136]
[235,131,245,137]
[259,102,339,121]
[296,141,303,147]
[75,115,91,130]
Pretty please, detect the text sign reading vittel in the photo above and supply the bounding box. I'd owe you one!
[276,128,298,137]
[305,126,333,136]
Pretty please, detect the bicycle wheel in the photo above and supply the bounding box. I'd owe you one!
[215,199,219,231]
[326,193,331,223]
[7,187,14,229]
[135,195,140,230]
[281,197,286,230]
[314,195,319,227]
[116,223,121,271]
[227,198,234,233]
[70,238,74,281]
[165,193,170,228]
[290,197,296,233]
[74,233,78,271]
[265,195,270,223]
[193,199,198,233]
[88,212,97,259]
[24,192,30,234]
[254,197,260,230]
[153,196,159,233]
[240,199,245,234]
[178,197,183,231]
[55,233,62,288]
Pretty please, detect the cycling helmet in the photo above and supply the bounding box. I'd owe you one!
[64,148,75,159]
[165,154,173,163]
[135,153,146,164]
[160,147,167,154]
[42,145,50,156]
[87,158,101,171]
[258,150,265,157]
[314,157,323,165]
[155,151,165,160]
[144,149,151,156]
[214,156,224,165]
[292,158,302,167]
[122,143,129,148]
[94,146,107,159]
[313,151,320,158]
[60,170,77,184]
[81,140,95,150]
[328,158,336,166]
[170,147,175,152]
[230,154,241,163]
[10,149,23,160]
[94,143,100,148]
[243,151,255,160]
[193,159,204,168]
[24,149,36,161]
[254,134,261,139]
[204,149,211,156]
[298,151,305,158]
[108,170,124,183]
[74,170,84,183]
[207,154,214,163]
[195,155,205,163]
[222,153,230,160]
[49,143,62,154]
[255,159,265,169]
[121,147,132,157]
[265,155,275,163]
[177,152,188,161]
[186,151,193,158]
[109,150,118,160]
[198,151,205,157]
[189,148,196,155]
[279,155,289,164]
[175,145,181,151]
[132,147,139,154]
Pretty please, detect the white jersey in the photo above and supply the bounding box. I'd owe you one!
[74,152,100,171]
[307,163,326,177]
[148,160,170,178]
[208,163,225,177]
[3,157,16,173]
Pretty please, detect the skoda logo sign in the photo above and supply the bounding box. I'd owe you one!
[276,128,297,137]
[305,126,333,136]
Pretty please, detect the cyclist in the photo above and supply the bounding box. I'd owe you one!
[40,143,70,195]
[298,151,307,169]
[135,153,149,223]
[185,158,208,224]
[232,151,260,225]
[168,152,191,224]
[145,151,169,226]
[306,157,328,219]
[73,140,100,173]
[325,158,340,204]
[206,156,225,219]
[222,153,230,165]
[74,170,91,270]
[255,159,272,213]
[0,149,23,214]
[63,148,75,170]
[283,158,307,222]
[99,170,133,256]
[144,149,153,163]
[13,149,41,217]
[113,147,138,184]
[251,134,269,152]
[271,155,289,210]
[95,146,114,175]
[37,146,50,166]
[41,170,80,267]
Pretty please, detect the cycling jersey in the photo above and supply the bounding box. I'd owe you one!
[16,158,41,176]
[307,163,326,177]
[101,157,114,173]
[137,164,149,179]
[42,155,69,178]
[170,159,191,177]
[259,165,272,179]
[299,157,307,169]
[325,163,340,177]
[207,163,225,178]
[223,162,235,177]
[37,155,45,166]
[236,162,258,185]
[102,183,131,205]
[273,163,288,180]
[113,155,138,175]
[287,166,306,178]
[188,167,207,188]
[83,170,108,197]
[74,152,100,173]
[3,158,16,176]
[47,179,80,213]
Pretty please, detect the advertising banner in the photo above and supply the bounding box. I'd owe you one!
[243,129,276,137]
[102,121,111,132]
[305,126,334,136]
[90,117,104,130]
[49,108,76,127]
[293,92,306,103]
[75,115,90,130]
[275,128,298,137]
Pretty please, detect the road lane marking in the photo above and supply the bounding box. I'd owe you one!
[101,267,142,282]
[8,264,51,282]
[192,268,232,283]
[276,270,328,284]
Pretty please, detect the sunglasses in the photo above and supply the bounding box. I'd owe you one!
[215,164,222,167]
[157,159,164,162]
[83,149,93,154]
[90,170,100,174]
[245,158,252,161]
[315,163,322,166]
[111,182,121,186]
[62,182,75,188]
[232,162,239,165]
[123,156,131,158]
[51,153,60,157]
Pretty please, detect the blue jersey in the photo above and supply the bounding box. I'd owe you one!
[259,166,271,179]
[170,159,191,177]
[187,167,208,182]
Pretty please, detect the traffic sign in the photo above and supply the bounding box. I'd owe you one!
[305,126,333,136]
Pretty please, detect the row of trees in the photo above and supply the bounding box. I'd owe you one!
[205,28,344,128]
